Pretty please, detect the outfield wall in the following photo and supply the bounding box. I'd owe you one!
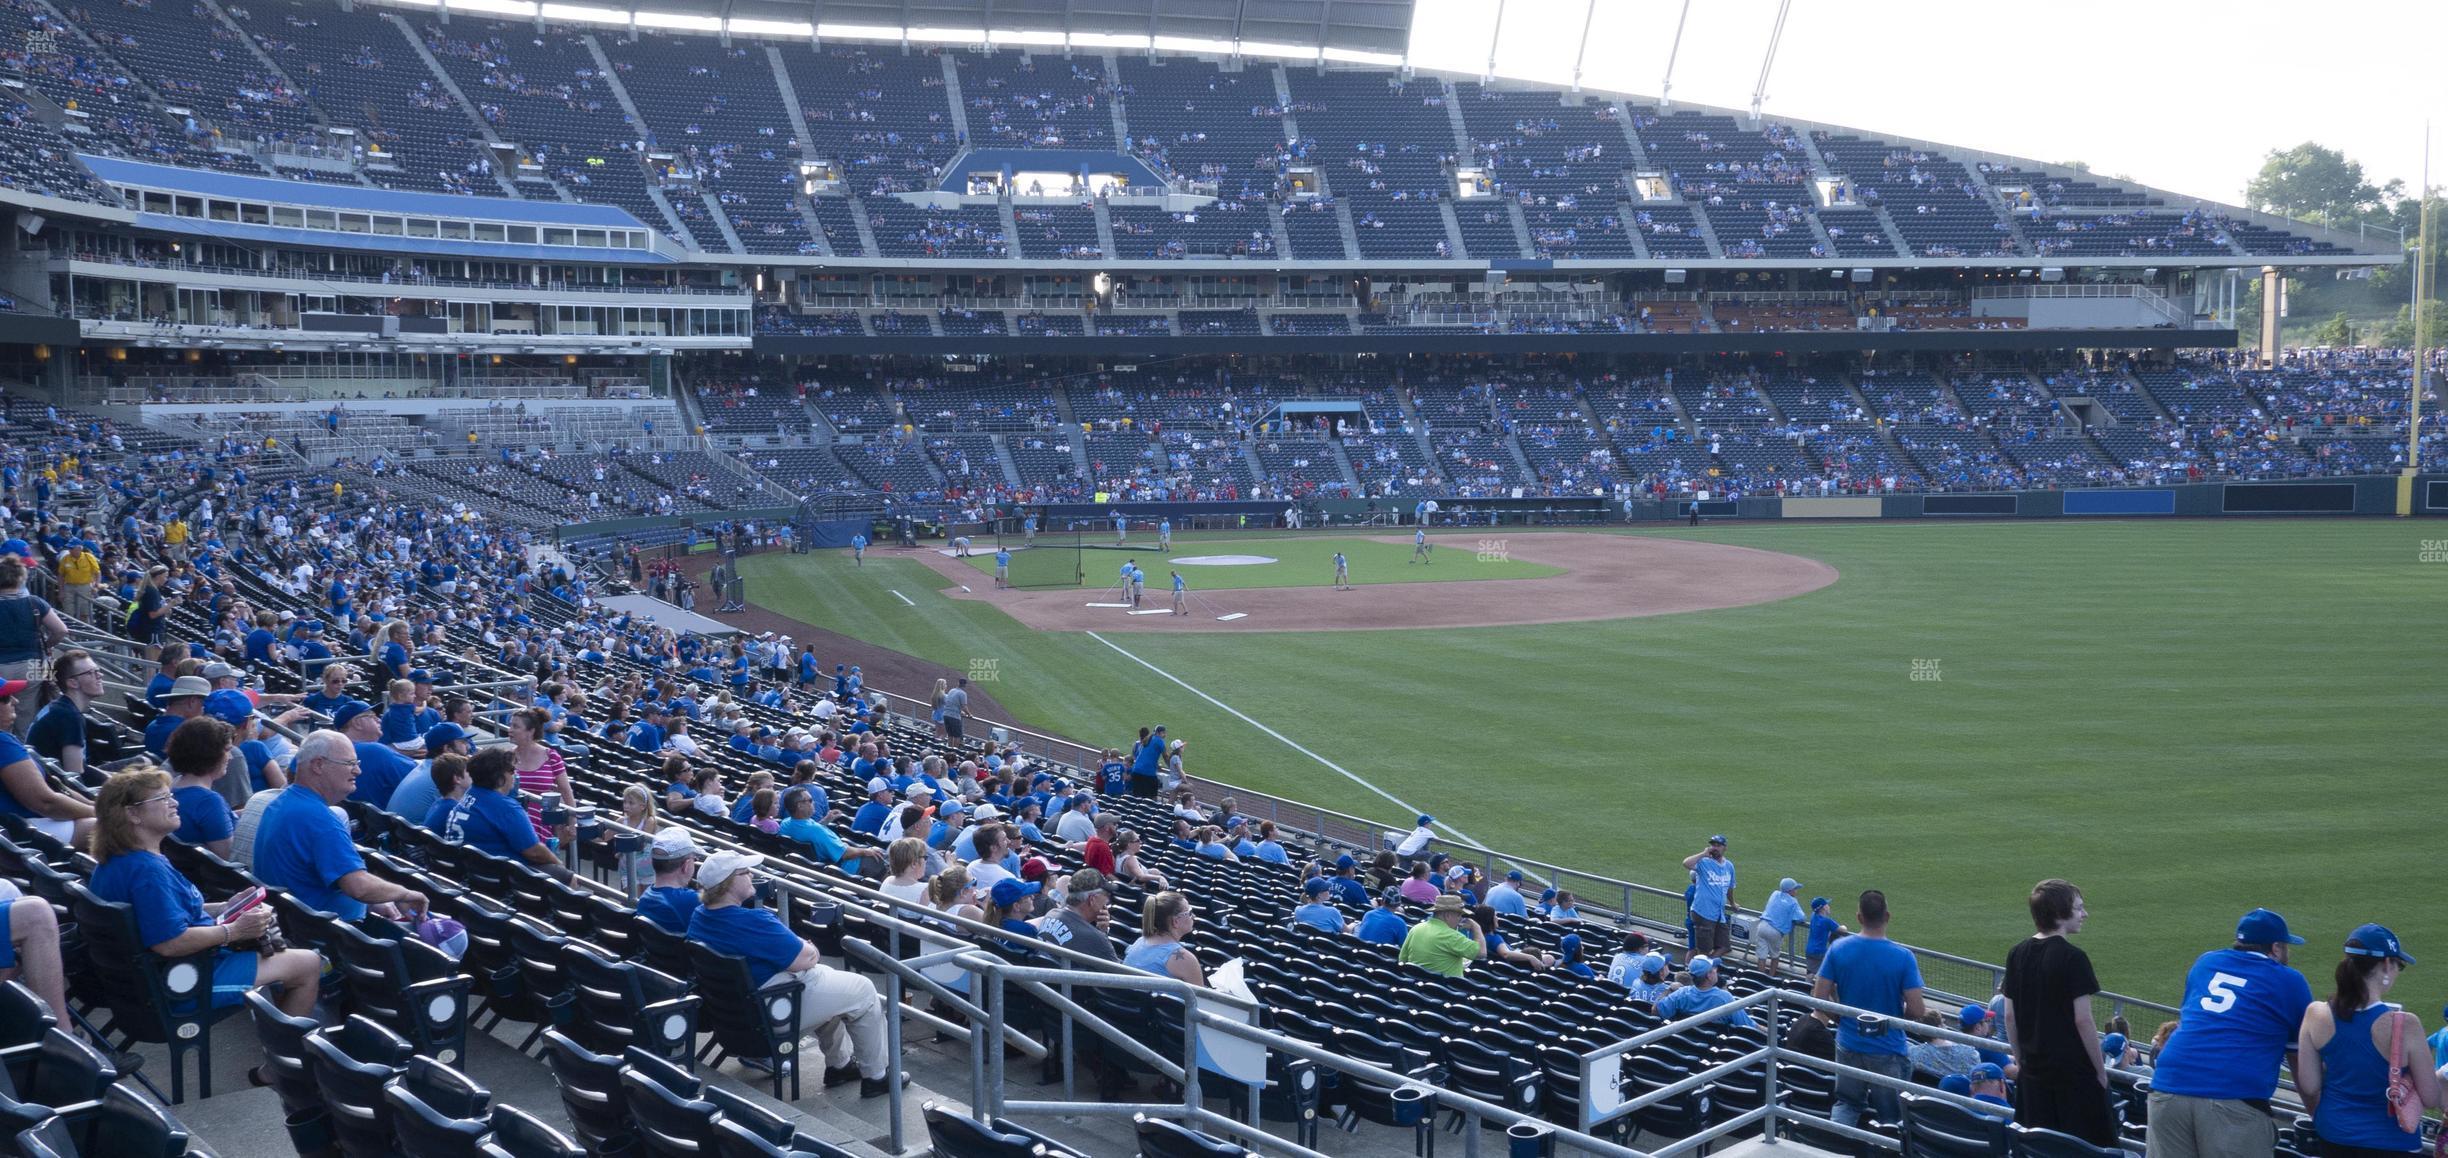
[1618,474,2447,521]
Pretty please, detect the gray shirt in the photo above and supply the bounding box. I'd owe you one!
[1038,906,1117,962]
[940,687,967,720]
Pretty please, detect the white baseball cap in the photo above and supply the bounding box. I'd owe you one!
[649,829,701,859]
[971,803,1003,821]
[695,850,765,886]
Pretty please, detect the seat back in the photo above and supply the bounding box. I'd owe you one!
[633,920,695,983]
[2008,1126,2124,1158]
[385,1080,492,1158]
[918,1102,1042,1158]
[12,1119,73,1158]
[540,1031,632,1152]
[304,1018,415,1158]
[619,1059,719,1158]
[1900,1092,2011,1157]
[61,883,182,1044]
[22,1030,116,1113]
[488,1107,587,1158]
[1132,1114,1249,1157]
[683,944,796,1068]
[243,988,325,1116]
[85,1082,191,1158]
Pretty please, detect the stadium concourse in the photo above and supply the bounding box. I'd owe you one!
[0,388,2437,1158]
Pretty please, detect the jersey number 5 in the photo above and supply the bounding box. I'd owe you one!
[2199,972,2246,1012]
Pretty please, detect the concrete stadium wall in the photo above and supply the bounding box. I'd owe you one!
[1781,496,1885,519]
[1626,474,2447,521]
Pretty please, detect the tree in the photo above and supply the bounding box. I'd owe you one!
[2309,311,2358,347]
[2374,301,2440,350]
[2246,143,2396,226]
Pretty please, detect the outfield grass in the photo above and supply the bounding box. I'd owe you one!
[736,521,2447,1010]
[953,534,1563,590]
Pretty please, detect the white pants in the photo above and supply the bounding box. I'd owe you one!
[1747,920,1789,965]
[791,965,888,1079]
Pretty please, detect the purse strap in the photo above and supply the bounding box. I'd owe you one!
[2386,1005,2406,1083]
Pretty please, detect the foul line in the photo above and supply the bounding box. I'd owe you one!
[889,589,916,606]
[1087,631,1495,854]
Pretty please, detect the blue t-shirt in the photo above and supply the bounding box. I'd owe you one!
[1807,913,1842,956]
[26,699,84,764]
[445,787,541,861]
[636,886,700,935]
[170,784,235,847]
[1690,856,1735,921]
[240,740,276,793]
[1817,935,1924,1055]
[2148,948,2316,1101]
[778,817,848,862]
[143,714,182,760]
[1656,983,1756,1028]
[1761,891,1806,935]
[379,702,421,746]
[0,733,39,819]
[1485,883,1530,918]
[388,768,441,826]
[687,904,804,987]
[851,800,891,836]
[421,798,459,834]
[352,741,416,809]
[1356,909,1409,946]
[253,787,368,920]
[89,850,208,949]
[1293,903,1345,935]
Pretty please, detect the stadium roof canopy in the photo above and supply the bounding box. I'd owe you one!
[418,0,1416,60]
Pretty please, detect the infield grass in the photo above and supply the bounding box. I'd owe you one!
[735,520,2448,1012]
[951,533,1563,590]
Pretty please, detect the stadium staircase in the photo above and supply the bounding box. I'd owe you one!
[1091,200,1118,260]
[1504,199,1537,257]
[200,0,368,184]
[581,33,700,245]
[1266,207,1296,261]
[1499,429,1537,482]
[700,192,749,253]
[1871,206,1914,257]
[845,196,884,259]
[937,54,970,141]
[1102,52,1131,147]
[988,434,1024,489]
[1438,201,1470,258]
[389,13,534,199]
[1332,200,1364,261]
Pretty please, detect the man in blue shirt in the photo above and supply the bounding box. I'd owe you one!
[1681,834,1736,959]
[1811,890,1926,1129]
[1485,869,1531,918]
[686,851,892,1095]
[1753,876,1808,975]
[850,778,895,836]
[1805,896,1847,977]
[333,701,416,809]
[1655,957,1756,1028]
[2144,908,2315,1157]
[1328,855,1370,908]
[1292,878,1349,936]
[634,829,704,934]
[251,730,429,921]
[143,676,211,760]
[994,547,1011,589]
[444,749,566,877]
[1355,888,1409,946]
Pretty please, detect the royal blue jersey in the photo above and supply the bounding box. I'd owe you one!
[2148,948,2315,1101]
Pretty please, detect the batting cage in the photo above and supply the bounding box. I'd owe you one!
[994,522,1085,588]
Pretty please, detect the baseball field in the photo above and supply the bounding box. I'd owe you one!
[732,520,2445,1012]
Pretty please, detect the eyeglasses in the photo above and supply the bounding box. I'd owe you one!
[129,793,176,810]
[66,668,99,679]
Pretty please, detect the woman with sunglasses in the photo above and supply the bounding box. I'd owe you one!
[88,766,323,1035]
[2297,924,2442,1156]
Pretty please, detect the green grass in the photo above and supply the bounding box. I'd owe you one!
[950,534,1562,590]
[736,521,2448,1013]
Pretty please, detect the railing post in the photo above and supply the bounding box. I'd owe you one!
[1180,987,1201,1119]
[884,923,906,1153]
[987,968,1008,1119]
[1761,990,1781,1145]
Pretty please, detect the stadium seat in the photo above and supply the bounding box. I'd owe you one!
[385,1057,495,1158]
[331,918,474,1064]
[1131,1114,1250,1157]
[63,881,239,1103]
[540,1031,634,1154]
[684,944,804,1100]
[560,942,700,1067]
[919,1102,1044,1158]
[1899,1092,2010,1156]
[484,1107,589,1158]
[2007,1126,2125,1157]
[243,988,327,1119]
[303,1017,417,1158]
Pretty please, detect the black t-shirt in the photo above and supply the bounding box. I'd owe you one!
[2002,934,2102,1079]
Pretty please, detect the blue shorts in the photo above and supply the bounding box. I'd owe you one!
[0,900,16,970]
[168,950,260,1014]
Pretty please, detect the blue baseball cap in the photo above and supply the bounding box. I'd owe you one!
[1558,933,1582,957]
[1687,955,1716,977]
[1416,814,1434,826]
[329,699,375,730]
[1708,834,1727,846]
[423,722,468,751]
[1970,1062,2004,1083]
[2101,1032,2127,1058]
[1303,877,1329,896]
[1778,877,1800,892]
[1938,1074,1972,1097]
[1959,1003,1993,1030]
[408,669,434,683]
[1504,869,1524,882]
[2235,908,2306,946]
[1640,953,1667,974]
[202,689,256,725]
[1334,854,1357,870]
[2344,924,2414,965]
[1810,896,1830,911]
[989,879,1041,908]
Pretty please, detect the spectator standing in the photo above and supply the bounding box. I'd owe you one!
[2296,924,2440,1156]
[1681,834,1736,959]
[1751,876,1806,973]
[2001,879,2117,1146]
[1812,889,1927,1130]
[1805,896,1847,976]
[2145,908,2315,1158]
[939,679,969,747]
[0,556,65,738]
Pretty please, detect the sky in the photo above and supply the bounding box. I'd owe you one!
[1407,0,2443,211]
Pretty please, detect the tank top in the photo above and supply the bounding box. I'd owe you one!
[2314,1003,2422,1153]
[1123,938,1183,977]
[515,746,567,840]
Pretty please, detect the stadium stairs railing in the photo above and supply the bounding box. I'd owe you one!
[871,677,2185,1036]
